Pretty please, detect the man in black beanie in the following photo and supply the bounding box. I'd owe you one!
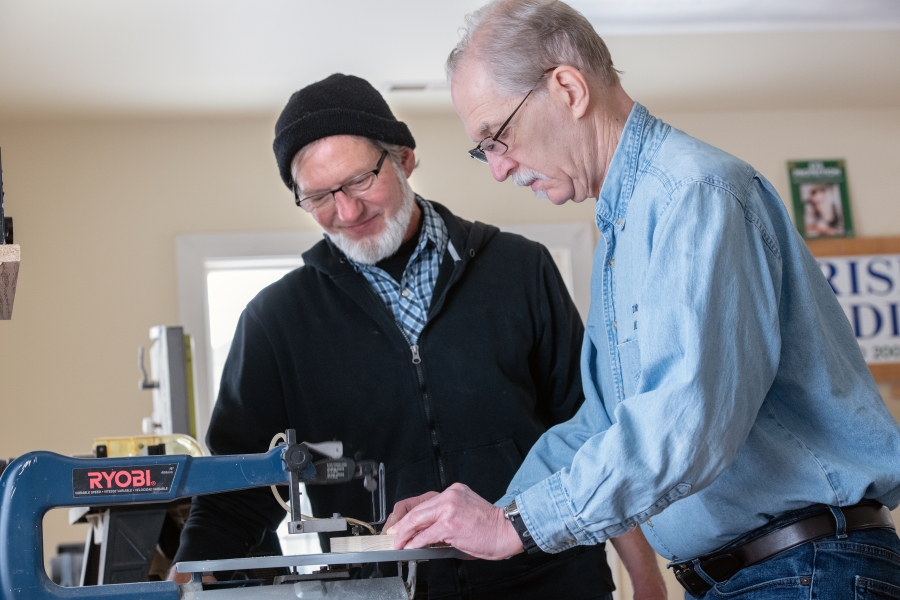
[172,73,666,600]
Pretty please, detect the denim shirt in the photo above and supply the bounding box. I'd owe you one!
[499,103,900,561]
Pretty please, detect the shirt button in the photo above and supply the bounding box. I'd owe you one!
[615,218,623,226]
[401,289,410,298]
[608,258,615,267]
[613,320,618,329]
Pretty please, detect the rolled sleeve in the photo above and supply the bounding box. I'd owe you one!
[518,474,594,552]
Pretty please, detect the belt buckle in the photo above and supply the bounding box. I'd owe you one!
[672,563,713,597]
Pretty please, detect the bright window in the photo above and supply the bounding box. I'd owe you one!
[205,257,304,400]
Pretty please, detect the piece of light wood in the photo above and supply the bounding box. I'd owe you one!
[329,535,450,553]
[0,244,19,320]
[806,236,900,258]
[330,534,397,553]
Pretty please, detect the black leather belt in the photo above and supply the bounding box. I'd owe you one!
[671,502,895,597]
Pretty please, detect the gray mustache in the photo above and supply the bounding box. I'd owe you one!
[512,169,550,187]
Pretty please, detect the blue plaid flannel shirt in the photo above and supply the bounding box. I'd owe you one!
[350,198,448,345]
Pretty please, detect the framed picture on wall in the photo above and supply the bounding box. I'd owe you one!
[787,159,854,239]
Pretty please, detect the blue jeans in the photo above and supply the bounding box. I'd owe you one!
[685,507,900,599]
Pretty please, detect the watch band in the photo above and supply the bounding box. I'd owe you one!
[504,500,541,554]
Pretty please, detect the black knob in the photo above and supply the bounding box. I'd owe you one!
[284,445,309,470]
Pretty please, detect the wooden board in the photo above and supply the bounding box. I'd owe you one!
[0,244,19,320]
[330,534,397,553]
[329,534,450,553]
[806,236,900,258]
[805,236,900,387]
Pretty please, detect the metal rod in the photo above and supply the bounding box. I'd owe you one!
[286,429,304,524]
[374,462,387,525]
[0,147,5,245]
[404,560,418,600]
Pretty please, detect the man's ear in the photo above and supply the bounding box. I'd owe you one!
[400,147,417,178]
[547,66,591,119]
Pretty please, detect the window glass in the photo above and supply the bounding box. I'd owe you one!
[205,259,302,399]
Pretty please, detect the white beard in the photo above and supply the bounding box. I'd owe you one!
[512,168,551,200]
[326,175,417,265]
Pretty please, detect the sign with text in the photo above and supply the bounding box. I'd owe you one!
[817,254,900,364]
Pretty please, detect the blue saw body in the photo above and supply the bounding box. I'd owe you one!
[0,446,314,599]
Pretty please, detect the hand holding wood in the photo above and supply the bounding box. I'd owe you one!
[386,483,524,560]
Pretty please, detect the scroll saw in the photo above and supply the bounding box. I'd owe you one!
[0,429,464,599]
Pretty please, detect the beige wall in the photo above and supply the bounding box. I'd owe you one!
[2,105,899,584]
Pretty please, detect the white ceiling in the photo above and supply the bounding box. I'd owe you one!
[0,0,898,119]
[575,0,900,34]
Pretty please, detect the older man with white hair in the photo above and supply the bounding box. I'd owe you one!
[386,2,900,598]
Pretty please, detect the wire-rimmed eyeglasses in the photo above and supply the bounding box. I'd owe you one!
[293,150,389,212]
[467,89,536,164]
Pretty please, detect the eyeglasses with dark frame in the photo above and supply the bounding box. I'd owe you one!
[294,150,389,212]
[468,69,555,163]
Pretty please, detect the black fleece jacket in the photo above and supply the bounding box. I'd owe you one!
[174,202,613,599]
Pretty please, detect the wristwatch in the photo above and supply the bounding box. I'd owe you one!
[504,499,541,554]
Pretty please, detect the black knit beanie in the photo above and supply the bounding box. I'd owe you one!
[273,74,416,190]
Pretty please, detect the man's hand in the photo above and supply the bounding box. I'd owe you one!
[383,491,440,532]
[385,483,525,560]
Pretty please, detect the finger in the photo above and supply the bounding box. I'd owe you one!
[386,492,443,535]
[389,515,426,548]
[402,524,449,550]
[389,499,446,548]
[384,504,413,534]
[384,499,416,531]
[385,491,440,532]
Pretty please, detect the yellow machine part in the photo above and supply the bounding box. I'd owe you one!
[92,434,204,458]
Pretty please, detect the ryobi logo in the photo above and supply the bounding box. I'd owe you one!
[72,464,178,497]
[88,469,154,489]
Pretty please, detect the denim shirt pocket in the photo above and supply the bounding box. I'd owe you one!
[616,338,642,399]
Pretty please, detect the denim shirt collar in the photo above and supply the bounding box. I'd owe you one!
[595,102,653,231]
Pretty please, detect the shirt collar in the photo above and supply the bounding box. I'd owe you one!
[416,196,448,258]
[596,102,650,230]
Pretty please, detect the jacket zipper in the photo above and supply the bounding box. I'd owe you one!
[398,328,447,489]
[412,252,470,490]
